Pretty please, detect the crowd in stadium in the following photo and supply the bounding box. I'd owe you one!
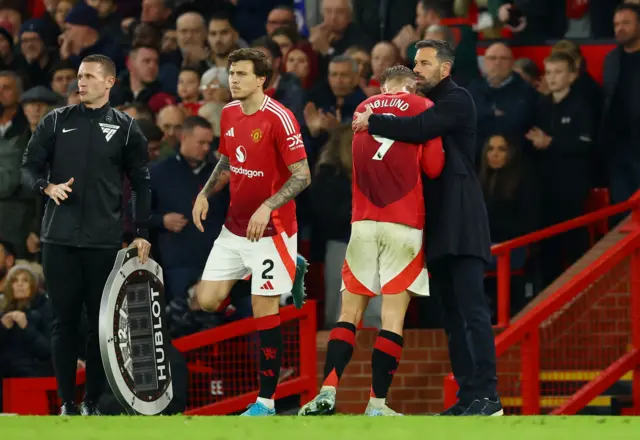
[0,0,639,411]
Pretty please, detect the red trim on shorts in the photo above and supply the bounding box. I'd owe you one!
[329,327,356,345]
[271,211,296,282]
[374,335,403,359]
[342,261,376,297]
[215,296,231,313]
[381,251,424,294]
[255,314,281,331]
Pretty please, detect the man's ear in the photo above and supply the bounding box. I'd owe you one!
[106,75,116,88]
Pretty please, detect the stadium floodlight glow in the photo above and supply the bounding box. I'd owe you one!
[99,248,173,415]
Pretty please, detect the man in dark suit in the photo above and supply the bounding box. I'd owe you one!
[353,40,501,416]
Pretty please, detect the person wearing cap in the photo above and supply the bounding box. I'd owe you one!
[58,2,125,73]
[21,54,151,416]
[21,86,64,134]
[16,18,58,90]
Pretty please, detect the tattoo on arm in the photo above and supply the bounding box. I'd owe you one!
[264,159,311,210]
[201,155,231,197]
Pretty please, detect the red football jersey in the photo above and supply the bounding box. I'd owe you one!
[351,92,443,229]
[218,96,307,237]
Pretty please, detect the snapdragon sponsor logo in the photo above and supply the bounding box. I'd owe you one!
[230,165,264,178]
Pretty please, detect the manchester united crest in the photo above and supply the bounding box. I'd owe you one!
[251,128,263,143]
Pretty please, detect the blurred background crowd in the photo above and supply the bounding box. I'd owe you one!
[1,0,640,386]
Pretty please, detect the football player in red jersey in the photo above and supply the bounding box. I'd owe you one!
[299,66,444,417]
[191,48,311,416]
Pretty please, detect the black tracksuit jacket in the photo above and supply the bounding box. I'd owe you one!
[21,102,151,248]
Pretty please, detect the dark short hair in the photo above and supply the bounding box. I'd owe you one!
[130,44,160,58]
[329,54,358,73]
[271,26,300,45]
[0,239,16,259]
[415,39,455,66]
[122,102,154,121]
[615,3,640,19]
[544,52,577,73]
[251,36,282,60]
[514,58,540,80]
[209,11,233,25]
[51,59,76,76]
[81,54,116,78]
[179,67,201,77]
[419,0,453,18]
[380,65,416,86]
[183,115,213,133]
[228,48,272,88]
[137,118,164,142]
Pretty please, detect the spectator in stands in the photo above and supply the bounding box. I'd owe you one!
[513,57,543,89]
[0,26,16,71]
[304,55,366,164]
[16,19,58,90]
[552,40,603,122]
[364,41,399,97]
[252,36,306,125]
[111,45,163,107]
[285,43,320,90]
[344,45,371,88]
[603,4,640,209]
[265,5,296,36]
[467,42,537,159]
[141,0,174,30]
[20,86,63,134]
[309,0,374,70]
[176,12,208,71]
[0,264,53,378]
[121,102,155,121]
[59,2,125,73]
[354,0,418,42]
[49,60,76,99]
[478,134,536,266]
[493,0,567,41]
[86,0,127,47]
[39,0,62,44]
[177,67,202,115]
[150,116,229,302]
[207,12,242,70]
[271,26,300,59]
[309,124,353,328]
[0,70,27,140]
[0,240,16,297]
[527,52,593,286]
[137,118,164,163]
[54,0,73,31]
[156,104,186,153]
[0,8,22,43]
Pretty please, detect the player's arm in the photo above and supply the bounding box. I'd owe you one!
[263,159,311,211]
[368,89,472,144]
[21,111,56,194]
[199,154,231,198]
[421,137,445,179]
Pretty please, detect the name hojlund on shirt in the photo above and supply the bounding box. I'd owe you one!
[365,98,410,112]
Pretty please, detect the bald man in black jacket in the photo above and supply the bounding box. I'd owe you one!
[353,40,501,416]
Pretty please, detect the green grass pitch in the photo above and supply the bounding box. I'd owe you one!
[1,416,639,440]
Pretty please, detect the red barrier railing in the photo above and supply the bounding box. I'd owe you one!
[444,192,640,414]
[493,195,640,328]
[2,302,317,415]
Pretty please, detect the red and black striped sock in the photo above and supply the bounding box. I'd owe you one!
[371,330,403,399]
[322,321,356,388]
[256,314,282,399]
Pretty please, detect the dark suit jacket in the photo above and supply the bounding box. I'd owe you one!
[368,76,491,263]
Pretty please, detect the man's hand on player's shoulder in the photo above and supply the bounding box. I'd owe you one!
[352,106,373,132]
[192,194,209,233]
[247,203,272,242]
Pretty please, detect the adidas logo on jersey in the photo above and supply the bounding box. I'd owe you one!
[260,280,275,291]
[226,127,234,137]
[99,123,120,142]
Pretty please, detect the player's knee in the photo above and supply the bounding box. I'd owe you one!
[251,295,279,318]
[197,283,224,312]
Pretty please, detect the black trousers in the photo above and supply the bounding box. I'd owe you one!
[42,243,118,403]
[430,255,498,403]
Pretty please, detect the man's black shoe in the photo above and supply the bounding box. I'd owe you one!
[59,402,79,416]
[437,401,469,416]
[461,398,504,416]
[80,401,101,416]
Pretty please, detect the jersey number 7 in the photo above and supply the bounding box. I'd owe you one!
[372,135,395,161]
